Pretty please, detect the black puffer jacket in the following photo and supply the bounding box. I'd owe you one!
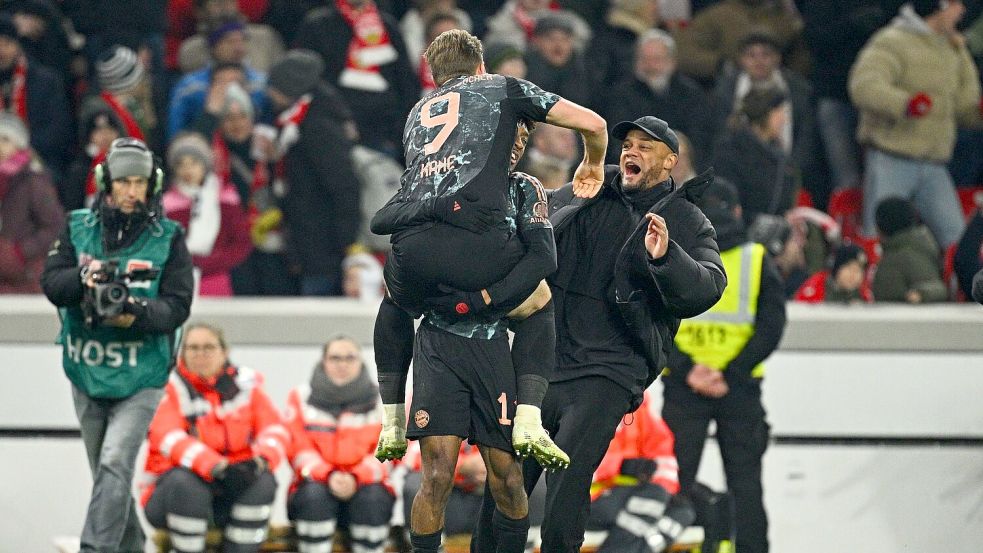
[548,167,726,405]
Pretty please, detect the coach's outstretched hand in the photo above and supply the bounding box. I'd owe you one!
[425,284,491,319]
[572,160,604,199]
[433,191,503,233]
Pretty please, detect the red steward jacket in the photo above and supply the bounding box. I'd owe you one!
[284,385,391,493]
[592,391,680,500]
[140,360,289,505]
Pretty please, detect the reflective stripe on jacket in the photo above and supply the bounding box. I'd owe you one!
[674,242,766,378]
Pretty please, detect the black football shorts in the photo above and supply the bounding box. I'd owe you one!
[406,322,517,452]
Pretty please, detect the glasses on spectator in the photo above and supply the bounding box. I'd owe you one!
[186,344,221,354]
[326,354,359,363]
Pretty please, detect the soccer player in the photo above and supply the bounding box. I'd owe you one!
[371,28,607,471]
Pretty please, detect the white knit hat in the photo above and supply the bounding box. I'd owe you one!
[97,46,145,94]
[0,112,29,150]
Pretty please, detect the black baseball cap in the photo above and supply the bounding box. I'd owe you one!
[611,116,679,154]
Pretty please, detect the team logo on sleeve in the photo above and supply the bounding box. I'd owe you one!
[415,409,431,428]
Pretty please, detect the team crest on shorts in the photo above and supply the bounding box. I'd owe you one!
[415,409,430,428]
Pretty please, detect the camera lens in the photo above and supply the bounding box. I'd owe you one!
[107,286,126,302]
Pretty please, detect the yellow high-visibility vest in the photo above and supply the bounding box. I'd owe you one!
[674,242,767,378]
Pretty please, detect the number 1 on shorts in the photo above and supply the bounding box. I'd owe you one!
[497,392,512,426]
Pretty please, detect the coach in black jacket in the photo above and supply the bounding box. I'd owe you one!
[474,116,726,553]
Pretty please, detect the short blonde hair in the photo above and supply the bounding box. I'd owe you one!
[424,29,483,86]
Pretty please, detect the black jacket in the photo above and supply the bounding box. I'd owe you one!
[597,73,713,168]
[41,209,194,336]
[280,83,361,277]
[664,226,787,396]
[548,167,726,406]
[712,126,799,226]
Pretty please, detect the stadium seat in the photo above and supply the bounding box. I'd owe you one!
[827,188,864,242]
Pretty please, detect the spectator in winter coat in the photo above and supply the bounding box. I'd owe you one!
[849,0,982,248]
[710,31,821,204]
[0,15,70,179]
[168,14,268,140]
[483,41,527,78]
[177,0,285,74]
[587,0,662,89]
[794,243,873,304]
[587,391,695,553]
[295,0,419,158]
[798,0,887,193]
[142,323,288,553]
[266,50,361,296]
[163,132,252,296]
[63,99,126,211]
[285,335,395,553]
[94,45,164,152]
[712,87,800,228]
[872,196,948,303]
[524,12,591,107]
[0,112,62,293]
[191,81,295,295]
[597,29,712,166]
[484,0,592,54]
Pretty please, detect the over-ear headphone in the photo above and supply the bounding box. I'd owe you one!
[93,137,165,197]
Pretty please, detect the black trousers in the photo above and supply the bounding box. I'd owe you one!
[385,224,526,315]
[472,376,633,553]
[144,467,277,553]
[288,481,394,553]
[661,382,771,553]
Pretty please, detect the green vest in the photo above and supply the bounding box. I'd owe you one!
[59,209,180,398]
[674,242,767,378]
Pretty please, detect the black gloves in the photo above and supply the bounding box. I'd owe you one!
[215,457,268,496]
[432,192,502,234]
[620,458,658,481]
[425,284,490,318]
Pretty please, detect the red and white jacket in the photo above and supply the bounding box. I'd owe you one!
[591,391,679,500]
[140,361,290,505]
[284,384,391,494]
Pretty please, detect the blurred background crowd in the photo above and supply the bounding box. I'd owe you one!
[5,0,983,304]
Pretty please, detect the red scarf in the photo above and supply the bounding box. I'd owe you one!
[99,91,145,140]
[0,57,28,123]
[419,54,435,95]
[335,0,397,92]
[212,130,269,219]
[84,149,107,200]
[273,94,313,184]
[514,1,561,41]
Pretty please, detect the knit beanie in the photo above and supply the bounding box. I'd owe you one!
[831,243,867,276]
[875,196,919,237]
[106,138,153,179]
[206,16,247,48]
[221,81,254,120]
[484,42,524,73]
[96,45,145,94]
[910,0,944,18]
[78,99,126,143]
[0,112,28,150]
[167,132,214,172]
[268,49,324,100]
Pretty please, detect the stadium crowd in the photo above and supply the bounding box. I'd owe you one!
[6,0,983,302]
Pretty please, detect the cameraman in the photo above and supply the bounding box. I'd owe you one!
[41,138,193,553]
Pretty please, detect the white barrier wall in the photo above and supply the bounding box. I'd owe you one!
[1,296,982,552]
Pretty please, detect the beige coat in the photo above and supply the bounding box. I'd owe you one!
[849,8,982,163]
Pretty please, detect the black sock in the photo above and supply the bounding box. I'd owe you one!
[492,509,529,553]
[510,300,555,407]
[374,296,414,404]
[410,529,442,553]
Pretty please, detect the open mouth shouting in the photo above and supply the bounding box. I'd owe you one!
[623,160,642,178]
